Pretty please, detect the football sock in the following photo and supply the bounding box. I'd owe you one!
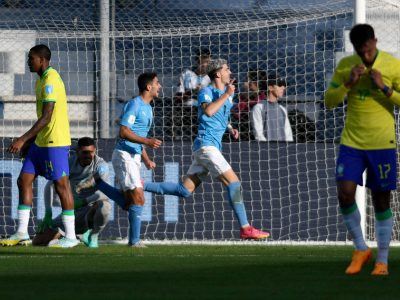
[16,204,31,234]
[96,179,126,209]
[144,181,192,198]
[128,205,143,245]
[375,209,393,264]
[226,182,249,227]
[62,210,76,240]
[340,202,368,251]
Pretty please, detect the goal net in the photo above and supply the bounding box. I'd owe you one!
[0,0,399,244]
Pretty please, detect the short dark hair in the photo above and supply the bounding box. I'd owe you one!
[266,74,286,87]
[350,24,375,48]
[29,44,51,61]
[138,72,158,93]
[77,137,95,148]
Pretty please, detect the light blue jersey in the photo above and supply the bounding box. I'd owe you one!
[115,96,153,154]
[193,85,234,151]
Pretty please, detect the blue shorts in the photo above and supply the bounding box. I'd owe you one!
[21,143,70,180]
[336,144,397,192]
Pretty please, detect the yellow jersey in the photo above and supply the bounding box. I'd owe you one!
[34,67,71,147]
[325,50,400,150]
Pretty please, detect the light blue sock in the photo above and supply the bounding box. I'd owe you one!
[341,202,368,251]
[226,182,249,227]
[96,179,126,209]
[128,205,143,245]
[375,209,393,264]
[144,182,191,198]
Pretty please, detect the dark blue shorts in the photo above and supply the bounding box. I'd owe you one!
[336,144,397,192]
[21,143,70,180]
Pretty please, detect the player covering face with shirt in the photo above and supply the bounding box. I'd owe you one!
[325,23,400,276]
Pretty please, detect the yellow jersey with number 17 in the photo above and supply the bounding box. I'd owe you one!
[325,50,400,150]
[34,67,71,147]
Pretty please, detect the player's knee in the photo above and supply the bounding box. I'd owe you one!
[337,190,355,206]
[100,200,112,218]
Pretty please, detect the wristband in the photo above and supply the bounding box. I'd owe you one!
[382,85,390,96]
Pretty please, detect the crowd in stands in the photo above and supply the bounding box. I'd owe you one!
[150,48,317,143]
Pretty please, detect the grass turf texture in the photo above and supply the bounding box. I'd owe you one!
[0,245,399,300]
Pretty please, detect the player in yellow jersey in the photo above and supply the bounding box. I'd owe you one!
[0,45,79,248]
[325,24,400,276]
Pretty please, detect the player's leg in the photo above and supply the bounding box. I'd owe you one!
[0,144,37,246]
[143,180,193,198]
[75,170,127,209]
[336,145,371,274]
[370,191,391,275]
[125,188,146,247]
[46,146,79,248]
[32,214,63,246]
[366,148,396,276]
[112,150,147,247]
[218,168,269,240]
[198,146,269,239]
[83,200,111,248]
[133,157,204,198]
[49,176,79,247]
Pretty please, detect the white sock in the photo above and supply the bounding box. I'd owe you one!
[62,213,76,240]
[17,207,31,234]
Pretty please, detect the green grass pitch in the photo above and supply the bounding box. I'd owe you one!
[0,245,399,300]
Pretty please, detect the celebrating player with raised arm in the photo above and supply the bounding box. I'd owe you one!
[325,24,400,276]
[0,44,79,248]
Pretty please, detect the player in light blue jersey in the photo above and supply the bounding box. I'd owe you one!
[146,59,269,239]
[77,73,162,248]
[77,61,269,240]
[113,72,162,247]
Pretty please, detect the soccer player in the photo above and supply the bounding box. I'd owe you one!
[0,44,79,248]
[325,24,400,276]
[78,59,269,240]
[34,137,111,248]
[94,72,161,248]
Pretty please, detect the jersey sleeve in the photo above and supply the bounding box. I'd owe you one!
[42,74,59,102]
[197,88,213,106]
[96,159,110,182]
[84,157,110,204]
[120,100,140,127]
[325,59,350,108]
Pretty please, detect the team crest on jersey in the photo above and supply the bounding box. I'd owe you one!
[45,84,54,94]
[128,115,136,124]
[204,94,212,102]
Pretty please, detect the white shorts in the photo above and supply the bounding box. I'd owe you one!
[111,149,143,192]
[187,146,232,179]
